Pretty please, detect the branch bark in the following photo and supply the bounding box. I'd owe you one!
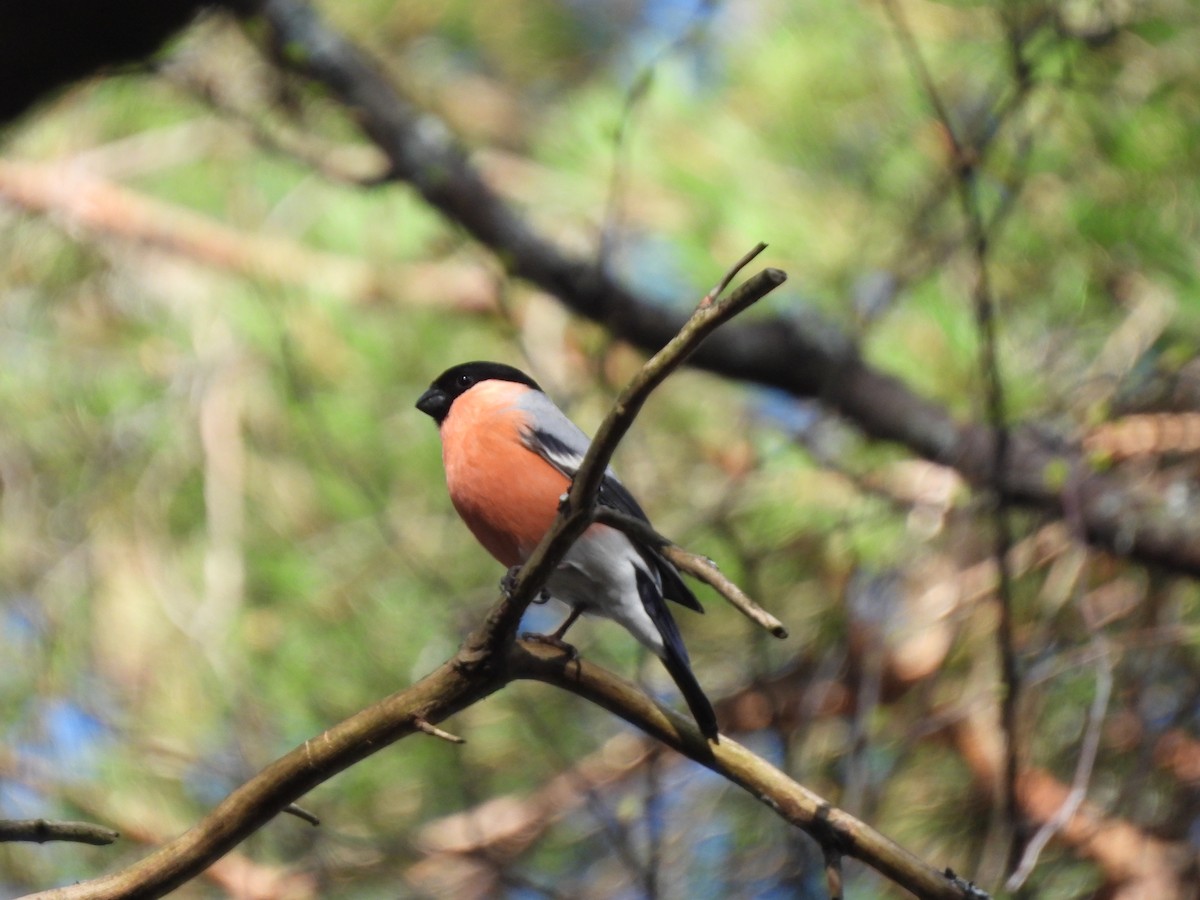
[0,819,118,847]
[22,258,978,900]
[250,0,1200,578]
[510,643,978,900]
[24,641,980,900]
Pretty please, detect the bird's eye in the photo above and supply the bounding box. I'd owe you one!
[456,373,474,389]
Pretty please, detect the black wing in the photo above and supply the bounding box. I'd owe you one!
[528,426,702,613]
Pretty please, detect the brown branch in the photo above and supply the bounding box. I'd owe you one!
[593,506,787,638]
[404,526,1090,882]
[25,655,505,899]
[511,642,980,900]
[948,709,1196,898]
[880,0,1024,874]
[482,259,786,649]
[247,0,1200,579]
[565,246,773,511]
[0,748,316,898]
[23,254,979,900]
[0,819,119,846]
[24,639,979,899]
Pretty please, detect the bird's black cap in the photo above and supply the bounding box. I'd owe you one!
[415,361,541,424]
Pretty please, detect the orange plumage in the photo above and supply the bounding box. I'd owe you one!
[438,379,568,566]
[416,361,720,740]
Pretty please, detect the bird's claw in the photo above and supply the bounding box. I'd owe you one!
[500,566,522,597]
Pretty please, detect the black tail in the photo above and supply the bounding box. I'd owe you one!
[660,649,720,741]
[635,568,719,741]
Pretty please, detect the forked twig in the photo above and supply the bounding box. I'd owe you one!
[593,507,787,638]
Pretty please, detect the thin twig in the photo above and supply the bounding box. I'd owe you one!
[414,717,466,744]
[486,258,787,646]
[706,242,768,306]
[567,253,778,509]
[881,0,1024,877]
[282,804,321,826]
[593,507,787,637]
[251,0,1200,578]
[0,818,119,846]
[824,846,844,900]
[1004,636,1113,890]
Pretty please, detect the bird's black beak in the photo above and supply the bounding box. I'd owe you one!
[416,387,450,423]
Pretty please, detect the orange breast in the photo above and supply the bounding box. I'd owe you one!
[439,382,570,567]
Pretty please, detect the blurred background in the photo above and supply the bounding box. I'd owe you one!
[2,0,1199,897]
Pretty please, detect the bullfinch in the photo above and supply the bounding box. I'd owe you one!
[416,361,719,741]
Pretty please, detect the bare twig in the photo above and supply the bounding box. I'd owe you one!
[248,0,1200,578]
[949,712,1190,897]
[824,846,844,900]
[414,717,466,745]
[1005,637,1113,890]
[0,819,119,846]
[483,258,786,647]
[282,804,321,827]
[569,253,776,507]
[704,242,769,307]
[26,603,980,900]
[593,506,787,638]
[881,0,1024,876]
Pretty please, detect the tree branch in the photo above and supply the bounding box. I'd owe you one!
[24,655,503,899]
[593,506,787,638]
[0,819,119,847]
[510,642,982,900]
[880,0,1025,874]
[249,0,1200,579]
[22,254,981,900]
[476,257,786,651]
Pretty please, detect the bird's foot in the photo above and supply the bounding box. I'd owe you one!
[521,632,579,661]
[500,566,522,597]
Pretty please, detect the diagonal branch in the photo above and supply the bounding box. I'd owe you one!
[248,0,1200,579]
[594,506,786,638]
[477,256,786,651]
[510,642,982,900]
[22,254,982,900]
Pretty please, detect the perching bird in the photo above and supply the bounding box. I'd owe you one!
[416,361,719,740]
